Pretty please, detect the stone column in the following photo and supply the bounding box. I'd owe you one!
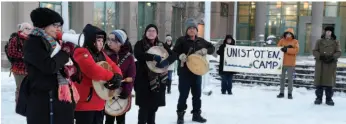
[70,2,94,34]
[155,2,173,41]
[210,2,220,39]
[119,2,138,44]
[255,2,267,41]
[310,2,324,51]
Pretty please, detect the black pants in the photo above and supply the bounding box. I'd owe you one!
[138,106,158,124]
[315,86,334,99]
[105,112,126,124]
[177,74,202,113]
[74,111,104,124]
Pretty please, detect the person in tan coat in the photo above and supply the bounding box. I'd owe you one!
[312,26,341,106]
[276,28,299,99]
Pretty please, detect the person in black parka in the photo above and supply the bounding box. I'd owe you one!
[216,35,236,95]
[134,24,177,124]
[173,18,215,124]
[23,8,77,124]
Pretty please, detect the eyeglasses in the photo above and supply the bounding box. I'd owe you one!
[24,28,32,31]
[52,23,62,28]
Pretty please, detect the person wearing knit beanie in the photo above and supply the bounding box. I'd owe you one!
[111,30,127,44]
[173,18,215,124]
[185,18,198,33]
[22,7,77,124]
[133,24,177,124]
[313,26,341,106]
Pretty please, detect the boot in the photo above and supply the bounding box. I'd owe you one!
[325,86,334,106]
[177,111,185,124]
[277,93,284,98]
[314,86,323,105]
[192,111,207,123]
[287,94,293,99]
[227,90,232,95]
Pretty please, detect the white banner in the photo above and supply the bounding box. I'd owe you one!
[223,45,284,74]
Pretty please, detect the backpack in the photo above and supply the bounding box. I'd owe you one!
[5,32,21,64]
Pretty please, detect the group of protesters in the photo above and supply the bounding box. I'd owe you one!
[6,7,341,124]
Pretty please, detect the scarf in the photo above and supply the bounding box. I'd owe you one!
[142,40,168,91]
[31,28,80,103]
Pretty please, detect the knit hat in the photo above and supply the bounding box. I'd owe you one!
[165,35,172,42]
[111,30,127,44]
[144,24,158,34]
[285,28,295,35]
[30,8,64,28]
[185,18,198,32]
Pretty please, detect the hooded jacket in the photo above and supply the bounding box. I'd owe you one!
[217,35,236,74]
[277,30,299,66]
[72,24,122,111]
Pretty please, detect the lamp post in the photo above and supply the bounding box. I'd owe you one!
[202,1,211,94]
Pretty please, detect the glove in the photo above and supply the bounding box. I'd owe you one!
[179,54,187,62]
[281,47,287,53]
[118,90,129,99]
[104,73,122,90]
[319,55,327,61]
[195,48,208,55]
[155,59,169,68]
[153,55,162,63]
[61,42,75,55]
[323,56,335,63]
[287,45,293,48]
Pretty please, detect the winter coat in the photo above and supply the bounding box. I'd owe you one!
[217,43,236,75]
[106,44,136,111]
[23,35,75,124]
[173,36,215,76]
[277,38,299,66]
[8,31,27,75]
[313,38,341,87]
[73,24,123,111]
[133,39,177,107]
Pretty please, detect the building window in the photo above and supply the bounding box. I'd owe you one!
[137,2,157,40]
[93,2,119,33]
[220,3,229,17]
[299,1,312,16]
[324,2,338,17]
[199,2,205,13]
[237,2,256,40]
[40,2,62,15]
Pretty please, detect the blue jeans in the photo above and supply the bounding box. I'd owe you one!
[167,71,173,80]
[220,73,234,93]
[177,74,202,113]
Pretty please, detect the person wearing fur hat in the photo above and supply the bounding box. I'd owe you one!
[276,28,299,99]
[22,7,78,124]
[165,34,174,94]
[72,24,123,124]
[7,22,33,103]
[134,24,177,124]
[312,26,341,106]
[104,29,136,124]
[173,18,215,124]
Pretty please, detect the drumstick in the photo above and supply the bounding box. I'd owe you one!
[181,48,193,67]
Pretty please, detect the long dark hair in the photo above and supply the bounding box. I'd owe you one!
[223,34,235,45]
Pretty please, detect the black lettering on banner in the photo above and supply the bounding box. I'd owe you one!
[260,50,265,58]
[267,51,273,58]
[246,49,252,57]
[272,51,280,59]
[241,49,246,57]
[254,50,261,58]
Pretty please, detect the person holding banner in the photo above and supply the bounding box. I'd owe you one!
[217,34,236,95]
[276,28,299,99]
[312,26,341,106]
[173,18,215,124]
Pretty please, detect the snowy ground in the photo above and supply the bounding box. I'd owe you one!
[2,71,346,124]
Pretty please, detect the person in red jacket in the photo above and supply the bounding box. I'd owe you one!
[73,24,123,124]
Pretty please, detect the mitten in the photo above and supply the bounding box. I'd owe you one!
[155,59,169,68]
[61,42,75,55]
[104,73,122,90]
